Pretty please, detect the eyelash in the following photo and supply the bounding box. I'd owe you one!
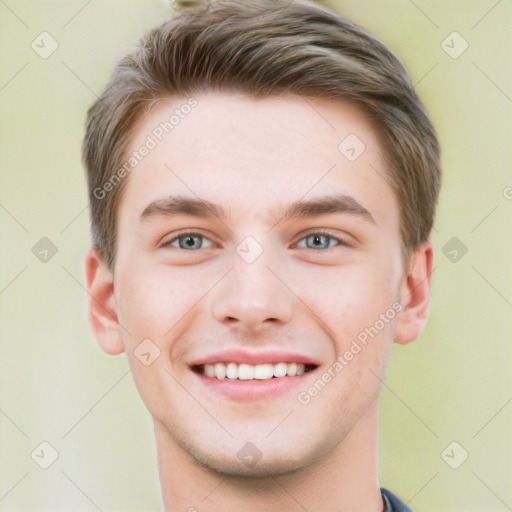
[160,229,347,250]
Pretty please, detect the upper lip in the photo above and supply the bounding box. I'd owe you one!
[189,349,320,367]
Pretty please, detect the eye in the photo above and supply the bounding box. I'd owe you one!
[296,232,341,250]
[161,232,214,250]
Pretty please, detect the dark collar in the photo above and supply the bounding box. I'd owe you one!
[381,487,413,512]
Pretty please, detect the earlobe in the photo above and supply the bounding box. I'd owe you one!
[394,241,434,345]
[85,248,125,355]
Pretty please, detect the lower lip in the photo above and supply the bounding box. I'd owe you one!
[192,369,316,401]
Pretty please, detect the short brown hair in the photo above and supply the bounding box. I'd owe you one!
[82,0,441,270]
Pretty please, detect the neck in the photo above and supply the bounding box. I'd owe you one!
[155,401,384,512]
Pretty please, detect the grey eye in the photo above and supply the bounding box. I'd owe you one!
[302,234,338,250]
[177,234,204,249]
[163,233,214,250]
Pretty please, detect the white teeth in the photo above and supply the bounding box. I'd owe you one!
[205,364,215,378]
[199,362,311,380]
[226,362,238,379]
[238,364,254,380]
[254,364,274,380]
[273,362,287,378]
[214,363,226,379]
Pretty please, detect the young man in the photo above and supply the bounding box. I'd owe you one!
[83,1,440,510]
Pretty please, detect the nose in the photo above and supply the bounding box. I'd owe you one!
[210,252,295,335]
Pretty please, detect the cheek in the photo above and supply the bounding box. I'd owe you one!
[114,264,205,347]
[299,262,399,344]
[112,266,196,416]
[297,262,398,403]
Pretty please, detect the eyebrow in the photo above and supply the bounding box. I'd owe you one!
[140,196,228,222]
[139,194,376,225]
[275,194,376,225]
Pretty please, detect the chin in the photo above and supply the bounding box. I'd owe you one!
[195,453,309,479]
[183,435,334,479]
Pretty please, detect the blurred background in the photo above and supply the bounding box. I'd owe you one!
[0,1,510,510]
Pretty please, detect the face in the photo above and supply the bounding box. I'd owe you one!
[91,92,421,477]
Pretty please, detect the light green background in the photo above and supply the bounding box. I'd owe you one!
[1,1,510,510]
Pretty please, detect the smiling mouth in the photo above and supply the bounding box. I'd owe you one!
[192,362,317,381]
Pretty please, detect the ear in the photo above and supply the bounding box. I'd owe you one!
[395,241,434,345]
[85,247,125,355]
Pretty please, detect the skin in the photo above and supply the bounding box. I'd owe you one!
[86,92,433,512]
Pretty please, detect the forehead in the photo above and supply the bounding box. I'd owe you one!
[119,92,397,228]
